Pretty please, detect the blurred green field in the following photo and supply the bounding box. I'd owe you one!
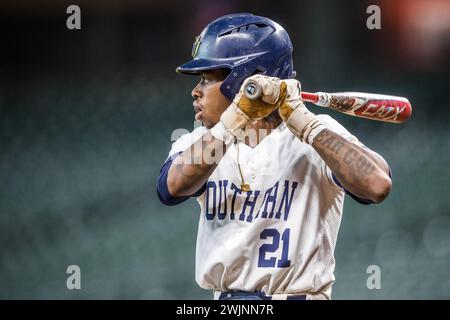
[1,0,449,299]
[1,77,449,299]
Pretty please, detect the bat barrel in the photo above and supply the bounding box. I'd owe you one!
[354,98,412,123]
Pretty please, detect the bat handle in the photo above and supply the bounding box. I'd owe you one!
[300,92,318,104]
[244,81,329,107]
[244,80,263,100]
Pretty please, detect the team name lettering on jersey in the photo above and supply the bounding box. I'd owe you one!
[205,180,298,222]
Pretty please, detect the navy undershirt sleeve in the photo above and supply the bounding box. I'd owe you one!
[157,152,207,206]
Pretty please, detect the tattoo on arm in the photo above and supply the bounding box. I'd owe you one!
[314,129,375,178]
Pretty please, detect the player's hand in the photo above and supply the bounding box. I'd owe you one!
[210,75,288,144]
[279,79,323,144]
[278,79,311,121]
[235,75,288,120]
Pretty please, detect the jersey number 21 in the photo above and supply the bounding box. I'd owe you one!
[258,228,291,268]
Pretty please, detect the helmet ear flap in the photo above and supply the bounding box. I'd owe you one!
[253,67,266,76]
[220,64,259,100]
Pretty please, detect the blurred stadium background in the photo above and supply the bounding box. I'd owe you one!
[0,0,449,299]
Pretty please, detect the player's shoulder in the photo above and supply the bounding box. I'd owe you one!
[189,125,208,138]
[316,114,345,130]
[174,125,207,142]
[169,125,208,157]
[316,114,364,146]
[280,114,348,142]
[316,114,355,136]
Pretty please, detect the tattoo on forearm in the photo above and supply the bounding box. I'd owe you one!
[315,130,375,177]
[315,130,344,155]
[343,148,375,176]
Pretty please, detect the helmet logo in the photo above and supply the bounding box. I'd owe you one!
[191,35,201,58]
[233,56,249,66]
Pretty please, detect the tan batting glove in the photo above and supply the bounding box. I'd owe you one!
[279,79,326,144]
[236,75,288,119]
[210,102,249,145]
[210,75,288,145]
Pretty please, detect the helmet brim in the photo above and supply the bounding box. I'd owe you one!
[176,58,231,75]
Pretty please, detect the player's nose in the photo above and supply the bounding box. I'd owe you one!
[191,82,202,100]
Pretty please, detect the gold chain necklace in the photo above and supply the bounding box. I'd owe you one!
[235,139,251,192]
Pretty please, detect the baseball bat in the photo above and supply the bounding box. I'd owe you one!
[244,81,412,124]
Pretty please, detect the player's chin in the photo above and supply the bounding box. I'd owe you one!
[204,122,215,129]
[201,118,216,129]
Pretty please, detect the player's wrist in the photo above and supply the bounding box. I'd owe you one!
[284,106,326,144]
[210,121,235,145]
[211,103,249,145]
[302,119,327,145]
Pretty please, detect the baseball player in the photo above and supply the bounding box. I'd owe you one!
[157,13,392,300]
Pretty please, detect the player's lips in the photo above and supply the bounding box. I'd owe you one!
[193,102,203,121]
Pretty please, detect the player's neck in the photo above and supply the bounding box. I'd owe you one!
[243,117,282,148]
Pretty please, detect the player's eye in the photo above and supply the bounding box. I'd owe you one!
[200,74,209,85]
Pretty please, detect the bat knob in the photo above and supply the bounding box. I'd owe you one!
[244,80,262,100]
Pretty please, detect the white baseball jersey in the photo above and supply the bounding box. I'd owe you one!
[168,114,362,299]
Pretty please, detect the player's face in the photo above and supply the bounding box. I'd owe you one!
[191,70,231,129]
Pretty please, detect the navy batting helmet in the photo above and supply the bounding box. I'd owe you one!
[176,13,296,100]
